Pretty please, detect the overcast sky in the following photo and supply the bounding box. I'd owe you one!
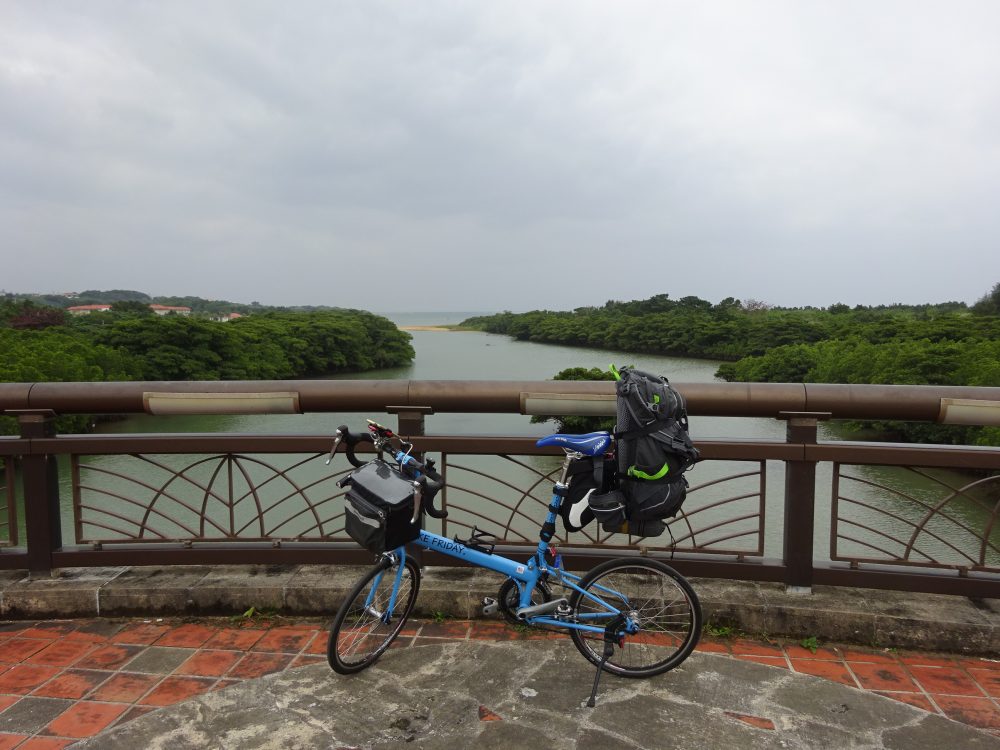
[2,2,999,312]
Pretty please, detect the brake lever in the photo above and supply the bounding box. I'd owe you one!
[325,429,344,465]
[410,480,423,524]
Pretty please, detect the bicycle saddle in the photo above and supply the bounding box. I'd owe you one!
[536,431,611,457]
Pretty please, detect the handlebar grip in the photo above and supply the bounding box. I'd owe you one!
[420,473,447,520]
[383,463,447,520]
[334,425,373,468]
[404,459,447,519]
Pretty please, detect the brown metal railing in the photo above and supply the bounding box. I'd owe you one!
[2,380,1000,598]
[1,454,15,547]
[832,461,1000,572]
[3,379,1000,419]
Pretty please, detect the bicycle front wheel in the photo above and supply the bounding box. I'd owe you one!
[327,556,421,674]
[569,558,701,677]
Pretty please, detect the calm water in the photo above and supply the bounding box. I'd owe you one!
[96,312,778,440]
[29,312,1000,565]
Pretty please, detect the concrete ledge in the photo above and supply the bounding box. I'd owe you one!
[1,564,998,655]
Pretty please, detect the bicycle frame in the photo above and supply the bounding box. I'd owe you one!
[378,476,638,638]
[330,422,701,700]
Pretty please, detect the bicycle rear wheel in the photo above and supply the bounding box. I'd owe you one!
[327,555,421,674]
[569,558,701,677]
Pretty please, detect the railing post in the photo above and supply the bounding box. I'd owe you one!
[390,407,434,568]
[390,406,433,439]
[779,412,829,593]
[15,410,62,575]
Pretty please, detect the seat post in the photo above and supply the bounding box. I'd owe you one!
[535,451,583,553]
[557,450,581,486]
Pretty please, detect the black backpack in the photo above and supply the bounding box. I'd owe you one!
[587,366,699,536]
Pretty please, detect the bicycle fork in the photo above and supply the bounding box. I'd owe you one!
[366,552,408,623]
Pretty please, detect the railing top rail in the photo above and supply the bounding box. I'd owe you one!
[21,432,800,458]
[3,380,1000,424]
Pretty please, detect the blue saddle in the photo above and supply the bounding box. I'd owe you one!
[536,431,612,457]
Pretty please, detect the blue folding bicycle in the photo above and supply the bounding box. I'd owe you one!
[325,420,702,705]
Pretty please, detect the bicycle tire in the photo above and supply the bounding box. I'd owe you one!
[327,556,421,674]
[569,557,701,678]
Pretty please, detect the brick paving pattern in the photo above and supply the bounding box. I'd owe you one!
[0,617,999,746]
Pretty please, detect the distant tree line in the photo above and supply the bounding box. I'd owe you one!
[0,288,349,316]
[462,293,1000,362]
[464,284,1000,446]
[0,299,413,434]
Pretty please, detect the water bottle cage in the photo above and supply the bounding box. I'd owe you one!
[454,526,496,555]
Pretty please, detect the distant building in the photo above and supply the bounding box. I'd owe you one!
[67,303,193,316]
[67,304,112,315]
[213,312,243,322]
[149,305,192,316]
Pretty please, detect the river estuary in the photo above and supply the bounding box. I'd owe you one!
[22,312,1000,566]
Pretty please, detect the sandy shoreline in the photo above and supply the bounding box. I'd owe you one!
[398,325,454,331]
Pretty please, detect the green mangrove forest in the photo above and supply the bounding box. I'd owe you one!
[463,284,1000,446]
[0,297,413,434]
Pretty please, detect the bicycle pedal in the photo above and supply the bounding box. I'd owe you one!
[481,597,499,617]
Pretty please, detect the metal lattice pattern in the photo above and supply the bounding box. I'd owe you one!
[73,453,355,543]
[434,455,765,556]
[1,458,15,547]
[72,451,766,556]
[832,464,1000,573]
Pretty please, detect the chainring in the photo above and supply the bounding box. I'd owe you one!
[496,577,552,625]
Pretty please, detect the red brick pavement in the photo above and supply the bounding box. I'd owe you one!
[0,617,999,746]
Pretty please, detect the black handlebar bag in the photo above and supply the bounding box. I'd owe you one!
[340,459,421,553]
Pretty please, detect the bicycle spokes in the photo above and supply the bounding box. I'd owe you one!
[328,557,421,674]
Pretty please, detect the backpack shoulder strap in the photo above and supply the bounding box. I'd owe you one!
[592,457,603,487]
[614,420,667,441]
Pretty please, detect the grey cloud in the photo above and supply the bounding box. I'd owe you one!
[2,1,999,310]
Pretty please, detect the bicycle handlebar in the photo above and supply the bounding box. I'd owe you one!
[328,424,448,519]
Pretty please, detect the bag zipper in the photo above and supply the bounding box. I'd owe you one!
[347,492,386,521]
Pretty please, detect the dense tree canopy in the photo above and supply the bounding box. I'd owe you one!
[466,286,1000,445]
[0,305,413,434]
[1,300,68,330]
[973,282,1000,316]
[463,295,1000,364]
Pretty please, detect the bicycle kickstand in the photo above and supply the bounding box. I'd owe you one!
[586,615,626,708]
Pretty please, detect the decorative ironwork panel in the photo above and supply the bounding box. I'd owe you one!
[72,453,355,544]
[1,458,16,547]
[831,463,1000,573]
[430,454,766,556]
[72,449,766,557]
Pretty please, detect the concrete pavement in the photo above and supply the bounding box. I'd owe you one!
[3,563,1000,746]
[73,641,1000,749]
